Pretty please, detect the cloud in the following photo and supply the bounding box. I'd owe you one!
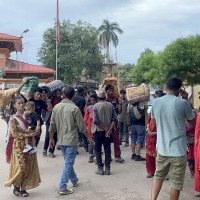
[1,0,200,66]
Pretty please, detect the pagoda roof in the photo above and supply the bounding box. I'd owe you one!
[4,59,56,75]
[0,33,22,52]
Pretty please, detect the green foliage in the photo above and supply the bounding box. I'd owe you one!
[37,20,103,84]
[128,49,161,86]
[98,19,123,64]
[118,63,134,87]
[128,35,200,86]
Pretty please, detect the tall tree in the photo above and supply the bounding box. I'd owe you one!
[118,63,134,87]
[38,20,103,84]
[128,35,200,86]
[98,19,123,65]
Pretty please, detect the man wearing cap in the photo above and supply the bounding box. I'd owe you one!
[92,88,118,175]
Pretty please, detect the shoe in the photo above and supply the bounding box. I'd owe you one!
[115,156,124,163]
[57,146,61,150]
[131,153,136,160]
[124,143,129,147]
[29,147,37,154]
[105,167,110,175]
[23,145,33,153]
[49,152,56,158]
[72,177,79,187]
[195,192,200,197]
[88,156,94,163]
[146,174,154,178]
[43,149,47,156]
[95,167,104,175]
[58,189,73,195]
[134,155,146,161]
[119,142,122,145]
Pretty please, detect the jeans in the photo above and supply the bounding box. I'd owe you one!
[131,125,146,145]
[59,145,78,190]
[119,121,129,144]
[43,122,58,153]
[93,131,111,168]
[82,133,88,151]
[88,145,94,156]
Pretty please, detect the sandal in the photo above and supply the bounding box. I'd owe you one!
[13,186,20,196]
[21,190,29,197]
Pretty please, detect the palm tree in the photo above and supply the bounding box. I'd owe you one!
[98,19,123,64]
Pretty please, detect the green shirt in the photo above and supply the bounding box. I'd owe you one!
[49,99,87,146]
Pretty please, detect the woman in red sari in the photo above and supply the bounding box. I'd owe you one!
[146,112,157,178]
[194,113,200,197]
[146,90,165,178]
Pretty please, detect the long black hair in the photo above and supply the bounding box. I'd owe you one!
[12,96,24,114]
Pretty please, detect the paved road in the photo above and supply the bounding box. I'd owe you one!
[0,119,196,200]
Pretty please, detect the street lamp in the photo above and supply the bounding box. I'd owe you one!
[20,29,29,38]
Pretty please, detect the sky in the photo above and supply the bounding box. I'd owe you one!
[1,0,200,66]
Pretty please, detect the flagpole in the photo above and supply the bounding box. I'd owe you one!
[56,0,58,80]
[56,35,58,80]
[56,0,60,80]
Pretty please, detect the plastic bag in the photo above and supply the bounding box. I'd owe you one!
[21,77,39,100]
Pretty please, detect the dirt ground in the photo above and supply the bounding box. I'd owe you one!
[0,119,197,200]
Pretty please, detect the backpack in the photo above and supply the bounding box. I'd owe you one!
[129,104,144,122]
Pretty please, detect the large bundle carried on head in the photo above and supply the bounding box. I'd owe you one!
[102,76,119,98]
[0,88,17,107]
[21,77,39,100]
[126,83,150,104]
[41,80,65,97]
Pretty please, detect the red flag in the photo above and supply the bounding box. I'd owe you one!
[56,0,60,43]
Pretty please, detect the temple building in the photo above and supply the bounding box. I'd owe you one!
[0,33,55,90]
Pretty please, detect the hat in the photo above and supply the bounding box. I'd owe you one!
[97,87,106,98]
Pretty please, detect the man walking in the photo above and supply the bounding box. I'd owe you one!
[73,86,88,151]
[49,86,94,195]
[92,88,117,175]
[118,89,129,147]
[128,101,146,161]
[151,77,196,200]
[105,84,124,163]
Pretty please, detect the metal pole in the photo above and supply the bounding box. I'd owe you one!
[56,38,58,80]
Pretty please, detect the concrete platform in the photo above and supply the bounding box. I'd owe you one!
[0,119,196,200]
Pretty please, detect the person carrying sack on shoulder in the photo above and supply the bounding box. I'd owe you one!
[128,101,146,161]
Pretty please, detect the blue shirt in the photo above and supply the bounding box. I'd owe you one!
[151,95,195,157]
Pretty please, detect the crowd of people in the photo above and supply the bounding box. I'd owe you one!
[0,77,200,199]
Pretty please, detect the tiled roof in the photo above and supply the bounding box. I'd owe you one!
[0,33,22,52]
[4,59,56,74]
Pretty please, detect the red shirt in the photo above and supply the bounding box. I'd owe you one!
[84,105,94,138]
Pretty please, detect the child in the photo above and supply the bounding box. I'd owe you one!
[23,101,40,154]
[84,93,98,163]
